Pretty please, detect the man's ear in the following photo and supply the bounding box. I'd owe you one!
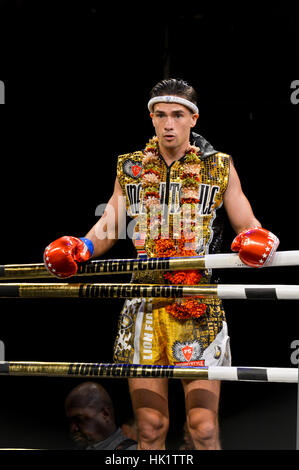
[150,112,156,129]
[191,113,199,128]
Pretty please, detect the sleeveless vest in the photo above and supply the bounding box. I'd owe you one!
[117,135,230,283]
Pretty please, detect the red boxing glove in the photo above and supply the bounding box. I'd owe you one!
[231,227,279,268]
[43,236,94,278]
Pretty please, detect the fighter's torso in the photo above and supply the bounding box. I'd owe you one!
[117,147,230,283]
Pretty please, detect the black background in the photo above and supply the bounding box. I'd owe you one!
[0,0,298,452]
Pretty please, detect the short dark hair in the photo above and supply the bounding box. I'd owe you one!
[149,78,198,106]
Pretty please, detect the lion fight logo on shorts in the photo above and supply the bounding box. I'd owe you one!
[172,340,205,366]
[123,159,143,179]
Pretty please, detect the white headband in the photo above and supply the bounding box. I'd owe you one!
[148,95,199,114]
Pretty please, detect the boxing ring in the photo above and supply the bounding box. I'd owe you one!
[0,250,299,448]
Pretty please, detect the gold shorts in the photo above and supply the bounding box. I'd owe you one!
[113,298,231,367]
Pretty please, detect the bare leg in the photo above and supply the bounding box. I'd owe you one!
[128,378,169,450]
[182,379,221,450]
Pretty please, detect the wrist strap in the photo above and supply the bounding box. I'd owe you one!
[79,237,94,257]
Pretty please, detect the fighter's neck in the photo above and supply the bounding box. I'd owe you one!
[158,142,190,166]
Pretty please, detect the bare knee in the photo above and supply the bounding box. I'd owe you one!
[136,409,169,449]
[188,413,219,450]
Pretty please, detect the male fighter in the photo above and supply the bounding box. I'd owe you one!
[44,79,279,450]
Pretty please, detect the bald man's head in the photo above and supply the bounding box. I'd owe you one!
[65,382,116,448]
[66,382,114,413]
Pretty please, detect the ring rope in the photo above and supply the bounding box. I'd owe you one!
[0,282,299,300]
[0,250,298,280]
[0,362,297,382]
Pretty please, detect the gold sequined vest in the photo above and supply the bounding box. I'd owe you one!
[117,148,230,283]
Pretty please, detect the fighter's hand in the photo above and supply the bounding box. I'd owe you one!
[231,227,279,268]
[43,236,94,278]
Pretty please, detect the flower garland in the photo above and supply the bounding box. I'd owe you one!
[141,136,207,321]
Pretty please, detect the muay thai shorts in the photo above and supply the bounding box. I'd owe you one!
[113,297,231,367]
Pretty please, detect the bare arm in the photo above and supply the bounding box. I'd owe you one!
[84,177,126,258]
[224,159,261,234]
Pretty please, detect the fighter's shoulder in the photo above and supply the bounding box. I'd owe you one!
[213,151,231,160]
[117,150,144,181]
[117,150,144,163]
[207,151,232,168]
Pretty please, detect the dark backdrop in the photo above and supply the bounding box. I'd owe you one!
[0,1,298,451]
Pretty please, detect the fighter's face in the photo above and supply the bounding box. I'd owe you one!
[151,102,198,151]
[66,406,108,448]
